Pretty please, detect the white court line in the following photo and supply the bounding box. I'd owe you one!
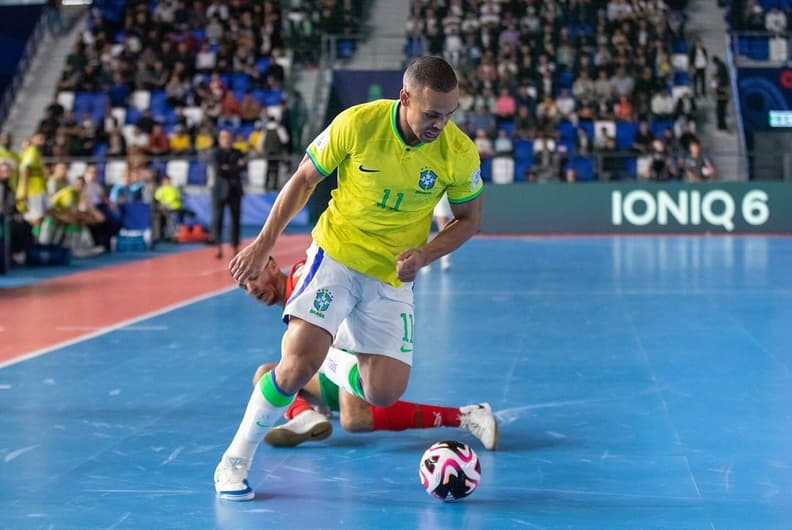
[118,325,169,331]
[0,285,237,370]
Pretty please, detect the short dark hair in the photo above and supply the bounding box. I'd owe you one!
[403,56,458,93]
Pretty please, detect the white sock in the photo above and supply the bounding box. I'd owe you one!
[320,347,366,400]
[225,370,295,460]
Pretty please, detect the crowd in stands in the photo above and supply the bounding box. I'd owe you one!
[731,0,790,31]
[405,0,720,182]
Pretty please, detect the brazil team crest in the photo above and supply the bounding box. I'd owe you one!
[311,288,333,317]
[419,168,438,190]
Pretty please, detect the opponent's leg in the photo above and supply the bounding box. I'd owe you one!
[263,371,333,448]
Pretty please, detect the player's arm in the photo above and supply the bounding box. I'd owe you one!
[422,195,483,263]
[229,156,324,282]
[396,195,482,282]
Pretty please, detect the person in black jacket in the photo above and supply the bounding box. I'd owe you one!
[210,129,245,259]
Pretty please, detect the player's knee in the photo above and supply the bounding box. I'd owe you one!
[362,386,404,408]
[339,413,368,433]
[252,362,277,387]
[273,359,321,395]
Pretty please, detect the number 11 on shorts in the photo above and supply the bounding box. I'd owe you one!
[400,312,414,345]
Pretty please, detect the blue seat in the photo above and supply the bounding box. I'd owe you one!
[615,121,638,151]
[565,156,596,181]
[150,91,168,114]
[231,74,250,94]
[578,120,594,140]
[513,140,534,161]
[480,158,493,182]
[261,90,283,106]
[188,161,208,186]
[125,107,143,125]
[513,158,533,182]
[498,121,514,137]
[336,39,354,59]
[673,71,690,86]
[557,69,574,90]
[255,58,271,75]
[91,143,108,159]
[651,120,673,138]
[558,120,576,142]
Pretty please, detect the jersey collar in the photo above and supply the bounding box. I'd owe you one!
[391,101,425,150]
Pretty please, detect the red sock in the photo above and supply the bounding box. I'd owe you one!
[370,401,461,431]
[284,395,312,420]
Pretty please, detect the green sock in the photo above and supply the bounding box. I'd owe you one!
[226,370,295,460]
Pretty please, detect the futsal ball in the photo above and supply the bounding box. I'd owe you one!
[418,440,481,501]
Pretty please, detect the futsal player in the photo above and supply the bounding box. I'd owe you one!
[216,56,483,501]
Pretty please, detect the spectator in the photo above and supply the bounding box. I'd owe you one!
[209,129,244,258]
[0,162,31,264]
[473,128,494,159]
[572,70,596,103]
[688,38,709,98]
[239,93,262,124]
[106,126,127,157]
[260,116,289,191]
[765,7,787,34]
[493,87,516,121]
[218,91,242,128]
[614,95,634,121]
[18,133,48,231]
[146,124,171,156]
[680,141,717,182]
[712,56,730,131]
[648,139,676,180]
[493,129,513,156]
[195,124,215,152]
[170,125,193,155]
[651,89,675,120]
[533,131,560,182]
[46,162,69,195]
[0,132,18,192]
[513,104,537,140]
[556,89,577,124]
[575,127,592,156]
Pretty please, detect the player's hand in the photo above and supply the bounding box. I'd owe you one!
[229,239,271,284]
[396,247,428,282]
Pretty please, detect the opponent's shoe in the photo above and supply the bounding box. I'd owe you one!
[459,402,498,450]
[214,455,254,501]
[263,409,333,447]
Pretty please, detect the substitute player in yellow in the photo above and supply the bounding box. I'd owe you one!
[215,56,483,501]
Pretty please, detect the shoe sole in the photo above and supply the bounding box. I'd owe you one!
[489,417,499,451]
[217,490,255,501]
[263,420,333,447]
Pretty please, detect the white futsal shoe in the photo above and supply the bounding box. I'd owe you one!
[214,455,254,501]
[263,409,333,447]
[460,402,499,450]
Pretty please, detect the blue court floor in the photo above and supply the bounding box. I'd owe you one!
[2,236,792,529]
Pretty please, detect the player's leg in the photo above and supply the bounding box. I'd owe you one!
[262,367,333,448]
[215,244,355,500]
[215,319,332,500]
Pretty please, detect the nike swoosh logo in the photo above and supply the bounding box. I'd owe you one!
[359,164,381,173]
[256,421,267,428]
[400,345,413,353]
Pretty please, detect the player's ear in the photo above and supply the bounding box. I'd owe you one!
[399,88,410,107]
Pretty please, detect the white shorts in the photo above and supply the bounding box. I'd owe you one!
[283,243,415,365]
[433,193,452,219]
[23,192,47,223]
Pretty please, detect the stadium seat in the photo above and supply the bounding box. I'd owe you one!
[513,139,534,161]
[57,91,75,112]
[104,160,127,186]
[188,161,208,186]
[513,158,533,182]
[183,106,203,127]
[673,71,690,86]
[111,107,126,127]
[255,57,271,75]
[125,107,142,125]
[565,156,596,182]
[480,158,493,182]
[492,157,514,184]
[131,90,151,111]
[67,161,87,182]
[615,121,638,151]
[166,160,189,187]
[247,159,266,189]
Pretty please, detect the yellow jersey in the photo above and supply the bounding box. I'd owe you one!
[0,145,19,191]
[155,184,182,210]
[306,99,482,286]
[19,145,46,196]
[48,185,79,212]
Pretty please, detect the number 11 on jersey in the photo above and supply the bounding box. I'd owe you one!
[378,188,404,211]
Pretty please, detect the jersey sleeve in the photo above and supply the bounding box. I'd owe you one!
[446,139,483,204]
[305,108,355,177]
